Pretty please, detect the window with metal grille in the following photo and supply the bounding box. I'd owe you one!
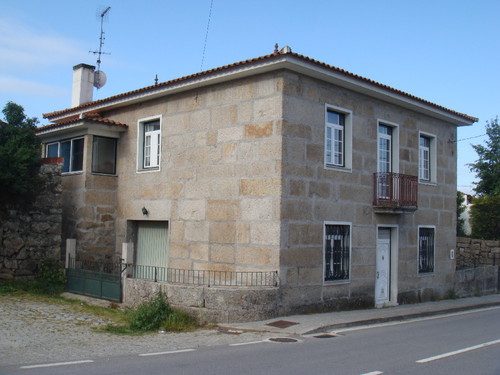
[418,227,435,273]
[324,224,350,281]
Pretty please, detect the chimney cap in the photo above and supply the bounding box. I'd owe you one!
[73,63,96,71]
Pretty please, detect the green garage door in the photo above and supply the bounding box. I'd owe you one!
[136,221,169,268]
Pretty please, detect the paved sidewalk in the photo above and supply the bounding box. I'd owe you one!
[219,294,500,335]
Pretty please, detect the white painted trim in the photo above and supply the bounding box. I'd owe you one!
[418,131,437,183]
[377,119,400,174]
[324,104,353,171]
[323,221,352,285]
[136,115,162,173]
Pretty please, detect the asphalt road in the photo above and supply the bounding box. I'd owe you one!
[2,306,499,375]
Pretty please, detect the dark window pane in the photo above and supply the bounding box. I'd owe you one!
[47,143,59,158]
[71,138,84,172]
[60,141,71,173]
[327,110,345,125]
[92,136,117,174]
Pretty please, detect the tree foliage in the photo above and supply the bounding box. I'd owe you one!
[469,117,500,196]
[470,194,500,240]
[468,117,500,239]
[0,101,41,210]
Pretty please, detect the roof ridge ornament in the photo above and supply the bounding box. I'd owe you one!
[280,45,292,54]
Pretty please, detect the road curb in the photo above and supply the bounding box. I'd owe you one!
[304,301,500,335]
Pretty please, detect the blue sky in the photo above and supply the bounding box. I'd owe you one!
[1,0,498,194]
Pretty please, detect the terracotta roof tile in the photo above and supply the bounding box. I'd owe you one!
[36,116,127,133]
[42,51,477,123]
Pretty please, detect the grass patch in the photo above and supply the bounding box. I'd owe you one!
[102,291,196,334]
[0,279,65,296]
[1,276,197,335]
[0,259,66,296]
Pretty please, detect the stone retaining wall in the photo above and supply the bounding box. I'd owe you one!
[123,278,279,323]
[454,265,498,297]
[0,161,62,279]
[456,237,500,269]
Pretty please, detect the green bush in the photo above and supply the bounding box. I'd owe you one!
[103,291,196,334]
[128,291,173,331]
[35,259,66,295]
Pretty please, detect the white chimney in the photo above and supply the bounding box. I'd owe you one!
[72,63,96,107]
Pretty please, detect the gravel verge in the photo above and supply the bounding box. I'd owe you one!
[0,294,269,366]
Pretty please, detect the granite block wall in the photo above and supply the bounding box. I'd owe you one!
[0,162,62,279]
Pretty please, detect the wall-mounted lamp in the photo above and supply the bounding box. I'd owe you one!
[141,207,149,216]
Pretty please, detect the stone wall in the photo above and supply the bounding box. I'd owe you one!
[0,161,62,279]
[123,278,279,323]
[456,237,500,269]
[454,266,498,297]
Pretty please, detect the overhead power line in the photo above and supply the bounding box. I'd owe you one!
[448,134,487,143]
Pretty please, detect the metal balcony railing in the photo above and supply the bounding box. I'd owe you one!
[373,172,418,210]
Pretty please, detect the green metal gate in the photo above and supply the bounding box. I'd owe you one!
[66,257,124,302]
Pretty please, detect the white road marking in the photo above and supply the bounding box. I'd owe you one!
[332,306,500,334]
[20,360,94,369]
[139,348,196,357]
[229,340,267,347]
[360,371,383,375]
[416,338,500,363]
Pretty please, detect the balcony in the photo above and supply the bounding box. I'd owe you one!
[373,172,418,213]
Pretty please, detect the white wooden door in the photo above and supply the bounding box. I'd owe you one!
[375,229,391,306]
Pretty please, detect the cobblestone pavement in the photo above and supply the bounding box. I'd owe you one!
[0,295,270,366]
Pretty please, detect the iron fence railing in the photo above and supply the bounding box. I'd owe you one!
[129,264,279,287]
[373,172,418,209]
[66,256,122,274]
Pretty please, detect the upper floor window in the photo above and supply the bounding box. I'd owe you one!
[137,117,161,171]
[418,227,435,274]
[46,137,84,173]
[325,106,352,170]
[324,223,351,282]
[378,124,393,173]
[419,133,436,183]
[92,136,117,174]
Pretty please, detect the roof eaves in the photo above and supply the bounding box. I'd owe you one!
[36,117,128,135]
[43,51,477,125]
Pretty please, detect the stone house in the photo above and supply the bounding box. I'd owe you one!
[36,47,477,320]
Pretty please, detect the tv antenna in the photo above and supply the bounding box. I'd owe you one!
[89,6,111,89]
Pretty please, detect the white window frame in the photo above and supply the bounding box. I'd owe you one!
[419,131,436,184]
[45,137,85,174]
[137,115,162,172]
[377,120,400,173]
[323,221,352,284]
[418,225,435,275]
[324,105,352,171]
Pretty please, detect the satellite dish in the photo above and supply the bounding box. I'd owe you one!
[93,70,107,89]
